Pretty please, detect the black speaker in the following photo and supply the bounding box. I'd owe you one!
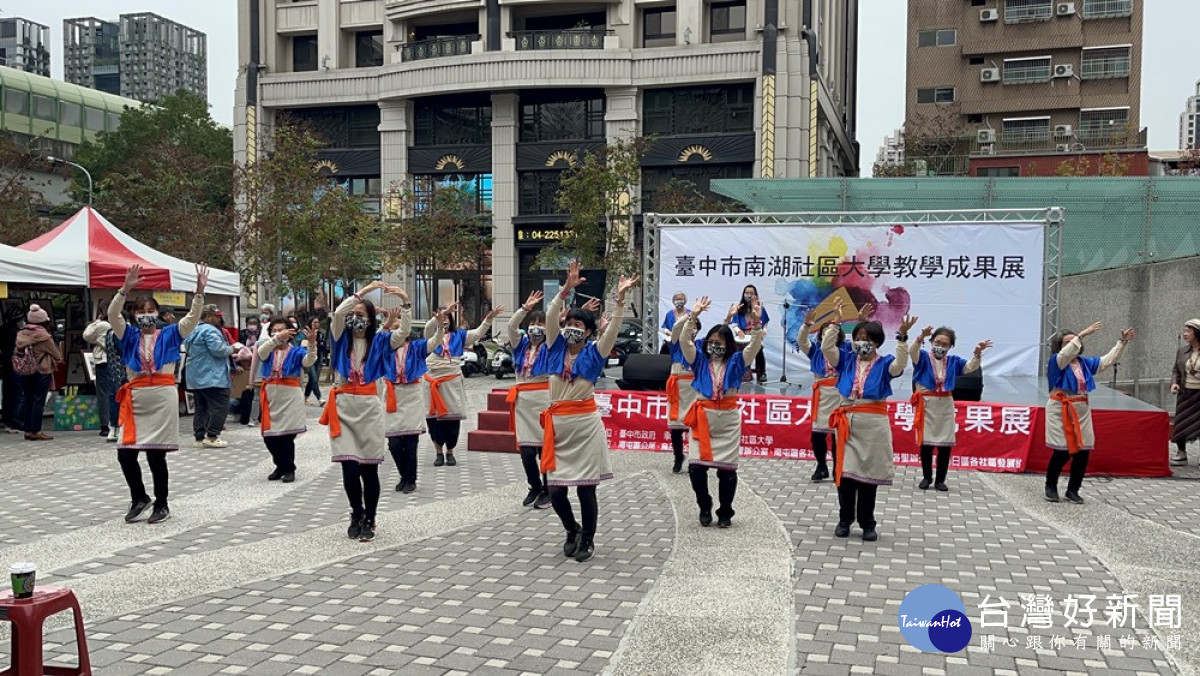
[953,366,984,402]
[618,354,673,391]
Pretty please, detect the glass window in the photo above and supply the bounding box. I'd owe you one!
[1078,108,1129,140]
[292,34,318,72]
[0,21,15,39]
[84,107,105,131]
[519,93,605,142]
[4,88,28,116]
[60,101,81,127]
[916,87,955,104]
[1002,57,1052,84]
[917,29,956,47]
[977,167,1020,177]
[355,31,383,68]
[641,84,753,135]
[1081,47,1131,80]
[414,100,492,146]
[108,112,121,131]
[643,7,677,47]
[32,94,55,121]
[1004,0,1053,23]
[519,171,567,215]
[709,0,746,42]
[1002,117,1050,142]
[1082,0,1132,19]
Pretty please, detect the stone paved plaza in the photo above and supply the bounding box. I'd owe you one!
[2,375,1199,675]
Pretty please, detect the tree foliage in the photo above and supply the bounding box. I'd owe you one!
[646,177,743,213]
[0,136,55,246]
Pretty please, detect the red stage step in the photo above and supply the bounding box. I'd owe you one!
[470,387,517,453]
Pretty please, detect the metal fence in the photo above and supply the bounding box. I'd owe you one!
[710,177,1200,276]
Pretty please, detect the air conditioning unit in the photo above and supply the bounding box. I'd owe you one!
[1056,144,1072,152]
[1054,63,1074,78]
[1054,124,1073,136]
[1057,2,1076,15]
[979,144,996,156]
[980,8,999,22]
[980,67,1001,82]
[977,128,996,143]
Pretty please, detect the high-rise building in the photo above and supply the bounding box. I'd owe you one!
[0,18,50,77]
[905,0,1145,177]
[874,127,905,172]
[64,13,206,103]
[236,0,861,316]
[1179,80,1200,150]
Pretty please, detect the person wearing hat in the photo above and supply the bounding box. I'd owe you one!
[183,303,242,449]
[1170,318,1200,466]
[14,304,64,440]
[257,304,277,342]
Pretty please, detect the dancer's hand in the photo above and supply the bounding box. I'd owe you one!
[1120,328,1136,342]
[122,264,143,294]
[564,260,585,291]
[974,339,993,357]
[692,296,711,316]
[194,263,209,295]
[899,315,919,335]
[523,290,544,311]
[1080,322,1102,338]
[856,303,874,322]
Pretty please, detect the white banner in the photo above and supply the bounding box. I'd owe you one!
[657,223,1045,376]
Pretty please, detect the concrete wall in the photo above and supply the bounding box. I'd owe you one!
[1059,254,1200,412]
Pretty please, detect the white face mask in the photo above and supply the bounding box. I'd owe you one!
[706,343,725,359]
[135,314,158,329]
[743,294,753,303]
[345,315,368,332]
[527,325,546,341]
[563,327,586,345]
[853,341,876,355]
[931,346,949,359]
[673,300,686,310]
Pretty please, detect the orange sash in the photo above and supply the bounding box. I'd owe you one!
[910,389,953,447]
[383,380,421,413]
[260,377,301,433]
[506,381,550,432]
[319,382,379,438]
[811,377,838,427]
[1051,391,1089,454]
[666,373,695,420]
[828,401,889,486]
[116,374,177,445]
[424,373,461,417]
[539,399,599,473]
[682,396,739,463]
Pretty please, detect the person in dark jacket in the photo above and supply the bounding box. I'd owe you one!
[15,304,64,440]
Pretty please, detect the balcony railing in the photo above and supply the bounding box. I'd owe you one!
[1080,56,1131,79]
[974,127,1147,155]
[509,28,612,51]
[1082,0,1133,18]
[1004,1,1053,23]
[397,34,479,62]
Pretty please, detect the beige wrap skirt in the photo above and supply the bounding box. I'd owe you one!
[383,380,427,437]
[322,383,385,464]
[543,400,613,487]
[831,400,895,486]
[117,377,180,452]
[1045,392,1095,452]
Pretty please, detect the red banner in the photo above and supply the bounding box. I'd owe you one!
[595,390,1034,473]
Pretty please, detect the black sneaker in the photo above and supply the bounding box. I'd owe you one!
[124,498,152,523]
[347,516,363,539]
[1064,490,1084,504]
[811,466,829,482]
[268,469,284,481]
[281,473,295,483]
[1045,487,1060,503]
[99,426,110,437]
[445,453,457,466]
[834,522,850,538]
[717,518,732,529]
[523,488,540,507]
[147,507,171,524]
[862,528,878,542]
[935,482,948,492]
[919,478,932,490]
[757,373,767,384]
[534,491,552,510]
[359,521,376,541]
[563,529,581,557]
[672,456,684,474]
[574,537,595,562]
[699,508,713,527]
[395,481,405,492]
[434,454,445,467]
[402,482,416,494]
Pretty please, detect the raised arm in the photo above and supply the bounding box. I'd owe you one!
[509,307,529,346]
[176,293,205,339]
[597,273,639,357]
[1098,329,1135,373]
[333,281,385,342]
[107,294,128,340]
[796,307,817,353]
[821,324,843,370]
[670,312,689,344]
[388,308,412,349]
[301,343,318,368]
[679,316,698,363]
[910,325,932,364]
[963,340,991,374]
[466,306,502,347]
[888,315,918,377]
[742,328,766,368]
[257,329,294,360]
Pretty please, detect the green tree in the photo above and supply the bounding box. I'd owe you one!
[71,90,235,266]
[0,136,55,246]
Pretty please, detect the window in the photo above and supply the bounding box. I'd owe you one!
[414,100,492,146]
[412,173,493,215]
[4,88,28,116]
[355,31,383,68]
[643,7,676,47]
[969,56,985,65]
[916,87,955,104]
[1003,57,1052,84]
[1005,0,1052,23]
[971,0,986,5]
[519,171,567,215]
[917,29,956,47]
[107,112,121,131]
[967,114,984,123]
[292,34,318,72]
[978,167,1021,177]
[84,107,105,131]
[1082,0,1132,18]
[642,84,753,135]
[1002,117,1050,141]
[1081,46,1131,79]
[60,102,81,127]
[1079,108,1129,141]
[520,93,605,142]
[709,0,746,43]
[32,94,55,121]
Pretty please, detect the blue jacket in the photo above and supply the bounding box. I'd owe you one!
[383,336,431,384]
[912,350,968,392]
[260,345,309,379]
[1047,353,1101,394]
[834,353,898,400]
[690,346,748,399]
[330,330,390,383]
[182,323,233,389]
[536,335,606,384]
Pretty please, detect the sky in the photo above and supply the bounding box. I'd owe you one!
[10,0,1198,176]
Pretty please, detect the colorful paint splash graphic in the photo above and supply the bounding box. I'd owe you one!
[774,227,912,347]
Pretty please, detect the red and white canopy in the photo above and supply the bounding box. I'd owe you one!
[17,206,240,296]
[0,243,88,286]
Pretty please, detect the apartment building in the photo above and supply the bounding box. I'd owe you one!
[0,18,50,77]
[64,13,207,103]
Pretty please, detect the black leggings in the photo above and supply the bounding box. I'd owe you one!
[812,431,835,470]
[1046,450,1090,493]
[519,446,547,493]
[920,444,952,483]
[341,461,381,522]
[427,418,462,451]
[118,449,169,510]
[388,435,419,485]
[689,465,738,520]
[670,429,686,463]
[264,434,297,473]
[754,349,766,378]
[549,485,598,537]
[837,478,878,530]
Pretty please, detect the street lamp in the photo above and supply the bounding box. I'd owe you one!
[46,155,93,206]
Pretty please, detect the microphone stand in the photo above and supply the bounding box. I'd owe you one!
[780,299,790,384]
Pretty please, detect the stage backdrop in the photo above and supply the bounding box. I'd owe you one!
[658,222,1046,376]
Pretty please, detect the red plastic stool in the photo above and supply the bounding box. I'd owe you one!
[0,586,91,676]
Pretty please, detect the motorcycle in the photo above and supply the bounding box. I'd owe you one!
[492,342,514,379]
[461,342,493,378]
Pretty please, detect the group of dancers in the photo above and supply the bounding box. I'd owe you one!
[104,260,1138,553]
